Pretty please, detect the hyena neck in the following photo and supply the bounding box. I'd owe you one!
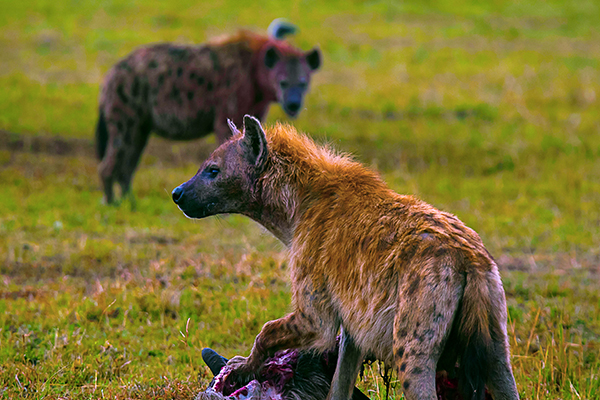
[246,176,300,247]
[245,123,392,246]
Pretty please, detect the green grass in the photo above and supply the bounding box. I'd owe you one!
[1,0,599,398]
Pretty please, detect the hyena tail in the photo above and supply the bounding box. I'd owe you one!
[457,268,494,400]
[96,109,108,160]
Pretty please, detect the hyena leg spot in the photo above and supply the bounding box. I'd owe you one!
[397,362,437,400]
[394,346,405,359]
[411,366,424,375]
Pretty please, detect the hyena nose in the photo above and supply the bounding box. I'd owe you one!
[287,102,301,114]
[172,185,185,204]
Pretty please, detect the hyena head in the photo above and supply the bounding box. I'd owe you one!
[262,44,321,118]
[172,115,268,219]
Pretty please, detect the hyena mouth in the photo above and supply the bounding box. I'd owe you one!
[283,103,301,118]
[178,206,209,220]
[178,202,218,220]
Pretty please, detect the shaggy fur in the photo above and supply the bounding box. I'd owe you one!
[173,116,519,400]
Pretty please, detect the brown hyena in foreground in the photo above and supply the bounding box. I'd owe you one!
[96,20,320,204]
[172,116,519,400]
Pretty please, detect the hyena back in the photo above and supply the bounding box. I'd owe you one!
[173,116,519,400]
[97,21,320,204]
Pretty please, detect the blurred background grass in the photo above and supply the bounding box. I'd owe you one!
[0,0,599,398]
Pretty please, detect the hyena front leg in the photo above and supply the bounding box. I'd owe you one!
[225,311,319,385]
[393,268,462,400]
[327,327,364,400]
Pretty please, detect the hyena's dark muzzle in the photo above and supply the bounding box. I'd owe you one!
[171,183,186,204]
[172,182,210,219]
[282,86,304,117]
[172,182,193,215]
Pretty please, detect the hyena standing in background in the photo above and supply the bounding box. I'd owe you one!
[96,20,320,204]
[173,116,520,400]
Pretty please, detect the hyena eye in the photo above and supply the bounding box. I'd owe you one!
[203,166,220,179]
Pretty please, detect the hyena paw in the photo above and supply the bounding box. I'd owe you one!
[223,356,257,387]
[226,355,248,368]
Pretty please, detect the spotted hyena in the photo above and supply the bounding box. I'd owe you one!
[172,116,519,400]
[96,20,320,204]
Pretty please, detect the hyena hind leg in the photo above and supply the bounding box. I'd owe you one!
[392,275,462,400]
[117,119,152,210]
[100,172,115,205]
[392,318,443,400]
[98,131,121,205]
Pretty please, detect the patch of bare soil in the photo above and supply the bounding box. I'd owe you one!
[497,252,600,275]
[0,129,216,167]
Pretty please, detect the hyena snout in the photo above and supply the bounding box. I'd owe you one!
[282,88,304,117]
[171,182,199,218]
[171,182,201,218]
[284,101,301,116]
[171,177,229,220]
[171,184,185,204]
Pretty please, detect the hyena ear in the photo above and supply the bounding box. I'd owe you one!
[242,115,268,171]
[267,18,297,40]
[264,47,280,69]
[305,47,321,71]
[227,119,241,136]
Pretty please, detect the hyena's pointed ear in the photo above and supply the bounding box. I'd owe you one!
[242,115,268,171]
[305,47,321,71]
[227,119,241,136]
[264,46,280,69]
[267,18,297,40]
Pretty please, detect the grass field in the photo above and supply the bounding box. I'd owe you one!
[1,0,599,398]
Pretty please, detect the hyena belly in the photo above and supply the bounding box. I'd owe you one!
[151,107,215,141]
[293,247,398,363]
[349,298,397,363]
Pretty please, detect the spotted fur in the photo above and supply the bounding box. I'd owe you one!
[96,22,320,204]
[173,116,519,400]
